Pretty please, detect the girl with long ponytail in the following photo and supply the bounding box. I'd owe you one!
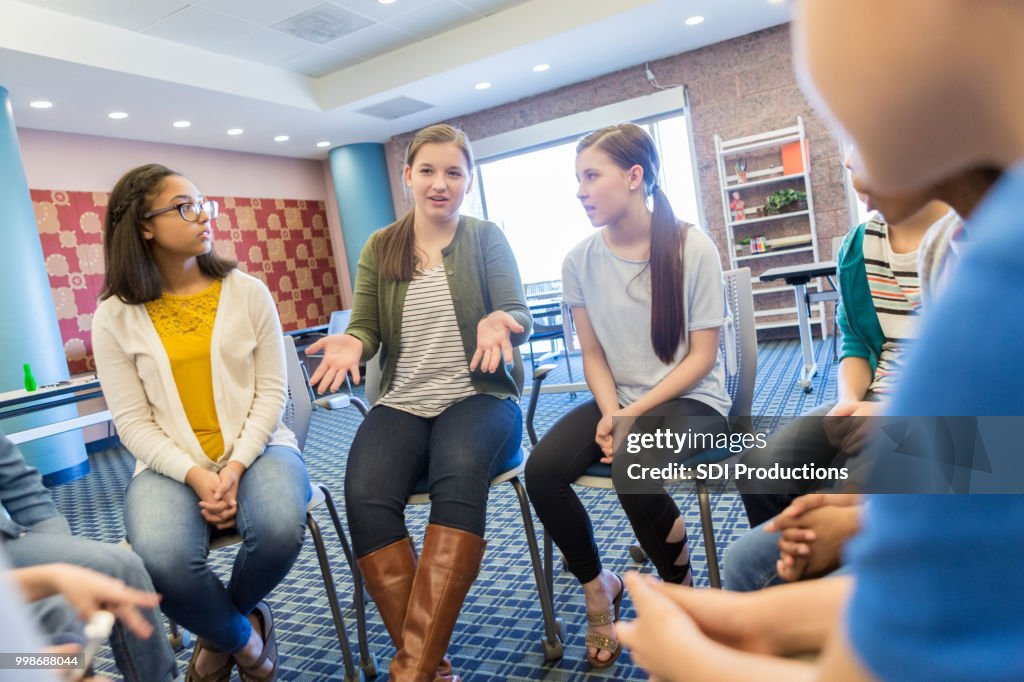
[525,123,731,669]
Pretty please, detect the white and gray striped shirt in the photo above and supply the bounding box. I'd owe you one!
[377,265,476,417]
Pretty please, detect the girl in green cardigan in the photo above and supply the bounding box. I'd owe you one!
[307,124,531,682]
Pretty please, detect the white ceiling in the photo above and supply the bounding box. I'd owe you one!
[0,0,792,159]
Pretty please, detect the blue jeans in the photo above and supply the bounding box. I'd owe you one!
[345,394,522,557]
[124,445,309,653]
[5,517,179,682]
[721,521,784,592]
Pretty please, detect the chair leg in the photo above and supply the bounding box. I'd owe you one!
[509,477,564,662]
[319,485,375,676]
[562,339,574,383]
[543,530,555,603]
[831,314,839,362]
[695,478,721,589]
[307,513,365,681]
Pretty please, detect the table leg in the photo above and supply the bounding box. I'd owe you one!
[793,283,817,393]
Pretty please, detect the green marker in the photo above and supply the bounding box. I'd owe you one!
[23,363,36,392]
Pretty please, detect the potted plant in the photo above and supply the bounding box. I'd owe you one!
[763,188,807,215]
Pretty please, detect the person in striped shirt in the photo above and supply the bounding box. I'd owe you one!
[307,124,531,682]
[735,150,957,530]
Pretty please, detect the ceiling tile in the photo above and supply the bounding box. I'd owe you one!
[325,23,414,60]
[282,46,360,77]
[217,28,314,66]
[384,0,478,38]
[48,0,189,31]
[325,0,435,23]
[272,3,374,45]
[196,0,322,27]
[143,5,260,49]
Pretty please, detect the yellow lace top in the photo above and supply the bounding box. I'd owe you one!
[145,279,224,461]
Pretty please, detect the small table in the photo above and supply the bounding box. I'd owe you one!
[0,376,108,445]
[759,261,838,393]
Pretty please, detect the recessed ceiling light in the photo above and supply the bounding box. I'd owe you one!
[29,100,53,109]
[474,81,492,90]
[316,141,331,148]
[108,112,128,120]
[532,64,550,73]
[227,128,244,135]
[274,135,290,142]
[685,15,704,25]
[378,0,397,4]
[173,120,191,128]
[768,0,786,4]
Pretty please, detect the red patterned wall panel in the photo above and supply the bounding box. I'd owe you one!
[31,190,340,375]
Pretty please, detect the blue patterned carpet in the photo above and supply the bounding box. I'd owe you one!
[50,338,839,681]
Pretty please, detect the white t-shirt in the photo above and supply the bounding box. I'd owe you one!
[562,226,731,415]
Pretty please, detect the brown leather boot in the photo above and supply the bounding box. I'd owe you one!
[388,525,486,682]
[356,537,453,679]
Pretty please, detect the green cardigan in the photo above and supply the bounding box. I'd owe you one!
[345,215,533,401]
[835,218,887,375]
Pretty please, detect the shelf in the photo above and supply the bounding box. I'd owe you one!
[728,210,810,229]
[720,132,802,156]
[723,172,806,192]
[734,246,815,262]
[734,233,813,258]
[756,316,823,331]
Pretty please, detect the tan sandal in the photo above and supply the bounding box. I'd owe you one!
[585,573,624,669]
[185,638,233,682]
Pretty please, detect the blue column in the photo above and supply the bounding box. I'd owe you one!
[0,86,88,484]
[328,143,397,289]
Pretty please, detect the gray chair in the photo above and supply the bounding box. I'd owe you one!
[545,268,758,589]
[303,310,355,396]
[526,301,575,385]
[342,348,567,663]
[150,336,367,681]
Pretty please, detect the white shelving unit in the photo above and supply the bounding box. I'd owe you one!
[715,117,828,336]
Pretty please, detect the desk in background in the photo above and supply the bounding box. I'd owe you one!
[759,261,838,393]
[0,375,108,444]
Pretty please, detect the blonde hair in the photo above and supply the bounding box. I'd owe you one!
[376,124,475,281]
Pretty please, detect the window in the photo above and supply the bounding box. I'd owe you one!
[471,111,701,285]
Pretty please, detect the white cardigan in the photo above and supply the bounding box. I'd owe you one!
[92,270,298,482]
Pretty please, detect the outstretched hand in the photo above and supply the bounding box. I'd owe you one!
[307,333,364,393]
[470,311,523,373]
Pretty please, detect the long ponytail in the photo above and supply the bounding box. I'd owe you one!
[649,185,687,363]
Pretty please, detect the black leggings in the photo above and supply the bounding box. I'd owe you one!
[525,397,728,584]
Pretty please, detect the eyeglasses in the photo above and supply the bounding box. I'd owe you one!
[143,200,219,223]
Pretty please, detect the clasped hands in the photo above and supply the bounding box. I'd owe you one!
[765,493,862,582]
[186,460,246,530]
[595,407,639,463]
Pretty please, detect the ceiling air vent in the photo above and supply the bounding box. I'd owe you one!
[273,3,374,44]
[356,96,436,120]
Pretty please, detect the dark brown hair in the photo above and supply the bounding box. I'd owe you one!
[577,123,688,364]
[375,124,475,281]
[100,163,235,304]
